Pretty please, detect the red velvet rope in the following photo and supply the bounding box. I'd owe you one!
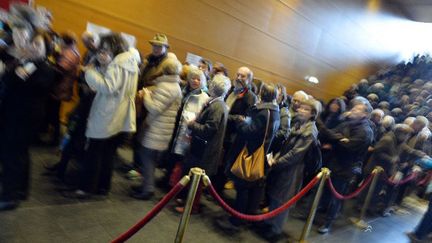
[417,171,432,186]
[207,174,320,221]
[327,173,374,200]
[382,172,419,186]
[111,181,186,243]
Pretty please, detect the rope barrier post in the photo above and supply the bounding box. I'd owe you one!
[174,167,205,243]
[350,166,383,230]
[299,167,330,243]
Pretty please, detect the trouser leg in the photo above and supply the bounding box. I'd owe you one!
[139,146,159,193]
[97,135,120,192]
[414,196,432,239]
[79,138,104,193]
[325,177,349,224]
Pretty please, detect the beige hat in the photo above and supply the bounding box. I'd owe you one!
[149,33,169,47]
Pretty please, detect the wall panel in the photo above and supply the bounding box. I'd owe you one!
[35,0,403,100]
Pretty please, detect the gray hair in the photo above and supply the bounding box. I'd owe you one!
[367,93,379,101]
[394,123,413,135]
[350,96,373,113]
[187,66,207,89]
[210,74,231,98]
[404,117,416,126]
[382,115,395,130]
[371,109,385,118]
[162,57,181,75]
[293,90,309,101]
[238,66,253,83]
[415,116,429,128]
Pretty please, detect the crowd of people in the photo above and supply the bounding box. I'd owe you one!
[0,4,431,242]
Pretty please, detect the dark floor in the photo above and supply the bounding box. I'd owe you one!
[0,145,426,243]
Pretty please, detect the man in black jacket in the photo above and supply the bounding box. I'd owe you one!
[317,102,374,234]
[212,66,257,193]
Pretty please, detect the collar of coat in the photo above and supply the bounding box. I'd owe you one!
[291,120,318,138]
[183,87,204,96]
[155,74,180,83]
[111,51,139,73]
[255,102,279,112]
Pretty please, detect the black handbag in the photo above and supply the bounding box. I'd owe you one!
[190,135,208,158]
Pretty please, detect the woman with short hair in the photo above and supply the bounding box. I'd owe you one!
[131,57,183,200]
[161,66,209,187]
[175,74,231,213]
[262,98,320,240]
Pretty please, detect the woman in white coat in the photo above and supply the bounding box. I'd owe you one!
[66,33,139,198]
[131,57,183,200]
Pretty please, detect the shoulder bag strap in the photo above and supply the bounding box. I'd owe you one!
[262,109,271,145]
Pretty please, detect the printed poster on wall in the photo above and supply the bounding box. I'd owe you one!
[86,22,136,48]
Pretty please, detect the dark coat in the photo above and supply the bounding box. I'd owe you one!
[226,102,280,177]
[52,47,80,101]
[267,120,319,201]
[365,131,399,175]
[318,118,374,179]
[322,113,344,130]
[224,88,257,146]
[0,60,56,147]
[366,131,425,176]
[270,104,291,153]
[185,97,228,176]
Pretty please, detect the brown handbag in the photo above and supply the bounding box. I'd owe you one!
[230,110,270,182]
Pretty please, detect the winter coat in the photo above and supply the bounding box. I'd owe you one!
[171,88,210,156]
[52,46,80,101]
[365,131,425,175]
[365,131,399,175]
[0,59,56,147]
[318,118,374,179]
[267,120,319,201]
[226,102,280,178]
[140,74,182,151]
[321,112,344,130]
[224,88,257,146]
[138,53,168,89]
[85,50,139,139]
[185,97,228,176]
[270,105,291,153]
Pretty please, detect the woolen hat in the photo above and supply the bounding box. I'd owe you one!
[149,33,169,47]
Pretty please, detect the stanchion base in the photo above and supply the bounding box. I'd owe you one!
[349,217,372,231]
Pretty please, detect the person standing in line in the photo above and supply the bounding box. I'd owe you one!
[0,31,57,210]
[64,33,139,198]
[130,57,183,200]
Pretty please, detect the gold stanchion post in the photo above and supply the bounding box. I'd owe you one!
[174,167,205,243]
[299,167,331,243]
[350,166,383,230]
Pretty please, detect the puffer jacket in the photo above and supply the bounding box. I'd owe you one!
[85,50,139,139]
[171,88,209,155]
[140,74,182,151]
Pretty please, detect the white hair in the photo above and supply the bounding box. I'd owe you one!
[210,74,231,98]
[293,90,309,100]
[187,65,207,89]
